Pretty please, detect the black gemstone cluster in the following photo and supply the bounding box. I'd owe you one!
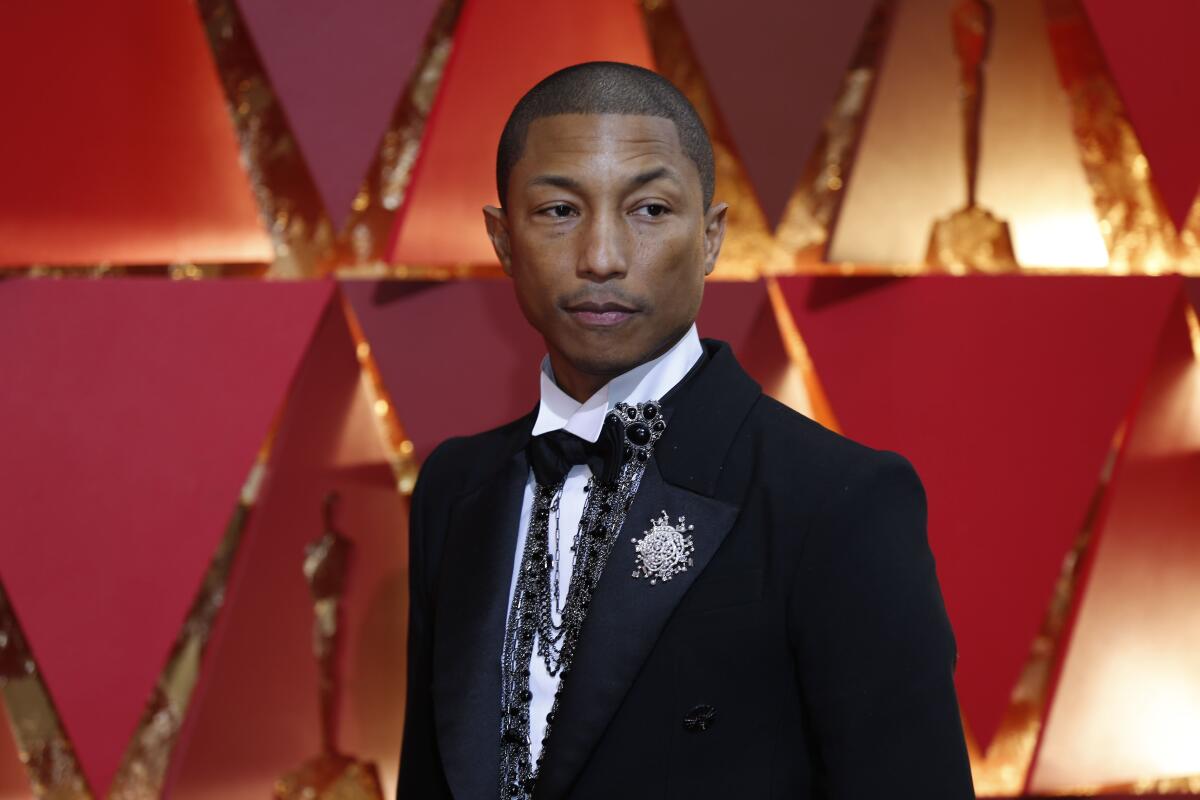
[619,400,663,459]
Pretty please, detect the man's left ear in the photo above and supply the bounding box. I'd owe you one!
[702,202,728,276]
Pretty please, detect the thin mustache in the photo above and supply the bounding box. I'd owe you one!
[559,288,647,311]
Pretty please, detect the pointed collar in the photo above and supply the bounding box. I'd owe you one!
[530,323,703,443]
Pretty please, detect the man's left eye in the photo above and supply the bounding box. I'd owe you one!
[635,203,670,217]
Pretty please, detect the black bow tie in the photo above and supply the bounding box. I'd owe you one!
[527,414,626,487]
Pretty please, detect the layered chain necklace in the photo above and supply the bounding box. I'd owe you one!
[499,400,667,799]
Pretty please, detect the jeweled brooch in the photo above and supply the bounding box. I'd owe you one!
[631,511,695,584]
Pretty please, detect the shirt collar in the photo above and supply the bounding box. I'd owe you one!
[530,323,703,443]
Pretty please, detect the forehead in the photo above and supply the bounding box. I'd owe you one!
[517,113,692,175]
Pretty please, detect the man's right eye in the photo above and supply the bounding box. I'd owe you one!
[541,204,576,218]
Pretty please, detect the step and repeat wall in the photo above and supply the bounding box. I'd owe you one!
[1,0,1198,798]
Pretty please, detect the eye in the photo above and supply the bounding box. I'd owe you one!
[634,203,671,218]
[539,203,577,219]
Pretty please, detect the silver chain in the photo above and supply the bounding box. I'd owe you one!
[499,400,667,799]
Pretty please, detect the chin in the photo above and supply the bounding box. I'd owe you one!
[560,348,634,378]
[561,335,661,379]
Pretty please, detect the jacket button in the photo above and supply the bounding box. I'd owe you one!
[683,704,716,732]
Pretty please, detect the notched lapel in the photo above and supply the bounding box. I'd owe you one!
[534,460,740,799]
[433,450,528,800]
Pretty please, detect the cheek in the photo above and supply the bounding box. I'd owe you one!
[510,237,569,321]
[512,225,575,275]
[636,226,705,289]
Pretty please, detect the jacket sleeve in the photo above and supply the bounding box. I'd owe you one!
[397,443,454,799]
[789,450,976,798]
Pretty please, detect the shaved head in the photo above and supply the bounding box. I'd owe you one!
[496,61,715,210]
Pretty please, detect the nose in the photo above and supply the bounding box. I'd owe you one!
[578,208,628,281]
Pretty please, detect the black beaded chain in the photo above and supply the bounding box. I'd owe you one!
[499,400,667,799]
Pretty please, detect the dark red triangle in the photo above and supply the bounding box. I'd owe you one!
[1084,0,1200,230]
[776,275,1178,750]
[674,0,877,227]
[0,279,332,793]
[235,0,442,229]
[387,0,656,265]
[1030,286,1200,791]
[0,2,269,266]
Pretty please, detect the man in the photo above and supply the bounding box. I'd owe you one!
[399,62,975,799]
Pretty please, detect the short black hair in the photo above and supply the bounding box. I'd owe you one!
[496,61,715,209]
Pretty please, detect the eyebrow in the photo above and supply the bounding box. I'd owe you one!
[624,166,680,192]
[527,174,583,192]
[526,166,682,194]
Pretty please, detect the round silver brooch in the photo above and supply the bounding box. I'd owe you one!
[631,511,695,585]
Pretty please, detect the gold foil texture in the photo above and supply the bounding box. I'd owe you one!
[341,294,420,495]
[776,2,893,270]
[640,0,788,279]
[275,493,383,800]
[274,753,384,800]
[107,436,274,799]
[926,205,1017,274]
[641,0,889,277]
[0,583,92,800]
[925,0,1018,273]
[1044,0,1200,274]
[967,424,1126,795]
[196,0,462,277]
[337,0,463,275]
[303,494,354,753]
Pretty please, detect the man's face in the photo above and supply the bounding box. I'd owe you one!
[484,113,726,386]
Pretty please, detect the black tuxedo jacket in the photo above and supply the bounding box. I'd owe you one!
[398,339,975,799]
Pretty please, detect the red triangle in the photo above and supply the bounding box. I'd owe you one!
[235,0,442,229]
[341,279,784,460]
[0,279,333,794]
[1031,289,1200,791]
[166,300,412,794]
[1084,0,1200,230]
[386,0,655,265]
[776,275,1178,750]
[674,0,876,227]
[0,2,270,267]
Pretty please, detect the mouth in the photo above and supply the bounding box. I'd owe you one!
[562,300,641,328]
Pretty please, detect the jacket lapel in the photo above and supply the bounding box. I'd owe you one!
[533,459,740,799]
[430,341,760,800]
[533,340,762,799]
[433,446,529,800]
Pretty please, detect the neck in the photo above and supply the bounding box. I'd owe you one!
[545,354,615,403]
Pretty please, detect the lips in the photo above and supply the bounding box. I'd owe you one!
[563,300,640,328]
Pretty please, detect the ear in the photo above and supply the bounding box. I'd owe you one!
[483,205,513,276]
[702,201,728,276]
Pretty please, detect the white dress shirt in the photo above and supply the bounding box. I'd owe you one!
[506,323,704,767]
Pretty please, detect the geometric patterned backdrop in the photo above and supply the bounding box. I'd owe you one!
[2,0,1199,797]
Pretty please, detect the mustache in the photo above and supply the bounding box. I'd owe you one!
[558,287,648,312]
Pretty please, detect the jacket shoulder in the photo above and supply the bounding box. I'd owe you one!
[742,395,920,492]
[413,412,533,500]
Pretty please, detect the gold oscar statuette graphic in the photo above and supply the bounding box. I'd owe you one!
[274,493,384,800]
[926,0,1017,273]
